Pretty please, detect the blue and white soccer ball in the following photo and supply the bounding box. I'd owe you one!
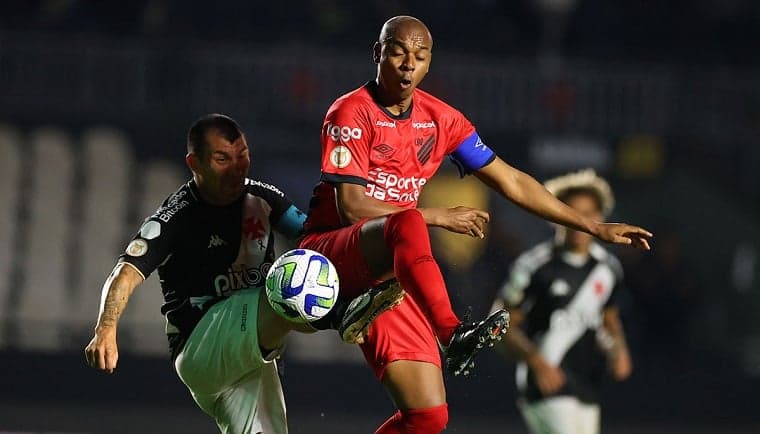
[265,249,340,323]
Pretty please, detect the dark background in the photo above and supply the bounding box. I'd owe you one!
[0,1,759,433]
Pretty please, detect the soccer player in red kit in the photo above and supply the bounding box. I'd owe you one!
[300,16,652,434]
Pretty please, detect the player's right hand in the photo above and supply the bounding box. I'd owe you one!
[528,355,566,396]
[85,328,119,374]
[609,350,633,381]
[436,206,490,238]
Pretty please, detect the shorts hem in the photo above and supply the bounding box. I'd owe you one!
[375,351,442,380]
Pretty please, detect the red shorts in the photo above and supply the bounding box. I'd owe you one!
[300,223,441,379]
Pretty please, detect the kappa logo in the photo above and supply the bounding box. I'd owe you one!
[326,122,362,142]
[208,235,227,248]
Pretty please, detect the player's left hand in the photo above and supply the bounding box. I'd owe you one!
[435,206,490,238]
[609,350,633,381]
[593,223,652,250]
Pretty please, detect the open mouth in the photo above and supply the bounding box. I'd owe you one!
[400,78,412,89]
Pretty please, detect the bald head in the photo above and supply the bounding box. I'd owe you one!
[373,16,434,107]
[378,16,433,49]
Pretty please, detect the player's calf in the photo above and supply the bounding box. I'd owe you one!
[376,404,449,434]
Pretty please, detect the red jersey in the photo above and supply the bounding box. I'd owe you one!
[305,81,492,233]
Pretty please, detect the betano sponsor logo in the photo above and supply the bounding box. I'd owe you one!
[246,178,285,197]
[326,122,362,142]
[366,168,427,202]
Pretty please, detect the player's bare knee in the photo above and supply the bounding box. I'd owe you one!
[383,360,446,409]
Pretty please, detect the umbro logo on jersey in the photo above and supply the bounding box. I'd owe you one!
[208,235,226,248]
[374,144,394,154]
[373,143,395,159]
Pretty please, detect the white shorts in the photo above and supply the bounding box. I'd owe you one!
[519,396,600,434]
[174,288,287,434]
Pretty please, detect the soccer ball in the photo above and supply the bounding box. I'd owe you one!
[265,249,340,323]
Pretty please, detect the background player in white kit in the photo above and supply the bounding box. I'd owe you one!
[84,114,401,434]
[492,170,633,434]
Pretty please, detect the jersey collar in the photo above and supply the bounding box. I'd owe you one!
[188,178,246,209]
[365,80,414,120]
[553,241,591,268]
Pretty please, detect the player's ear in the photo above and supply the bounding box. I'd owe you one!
[186,152,199,172]
[372,42,381,64]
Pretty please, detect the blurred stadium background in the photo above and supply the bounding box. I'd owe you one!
[1,1,759,433]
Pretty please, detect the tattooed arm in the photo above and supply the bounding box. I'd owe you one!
[84,262,144,374]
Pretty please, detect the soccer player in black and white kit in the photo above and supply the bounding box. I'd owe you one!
[84,114,402,434]
[492,170,634,434]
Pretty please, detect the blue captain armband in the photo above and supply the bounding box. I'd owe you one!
[276,205,307,240]
[449,132,496,177]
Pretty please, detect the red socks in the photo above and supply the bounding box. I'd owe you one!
[384,210,459,345]
[375,404,449,434]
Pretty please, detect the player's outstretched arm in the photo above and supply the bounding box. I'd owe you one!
[336,183,489,237]
[474,157,652,250]
[84,262,144,374]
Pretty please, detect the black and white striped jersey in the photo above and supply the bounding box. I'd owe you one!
[499,241,624,404]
